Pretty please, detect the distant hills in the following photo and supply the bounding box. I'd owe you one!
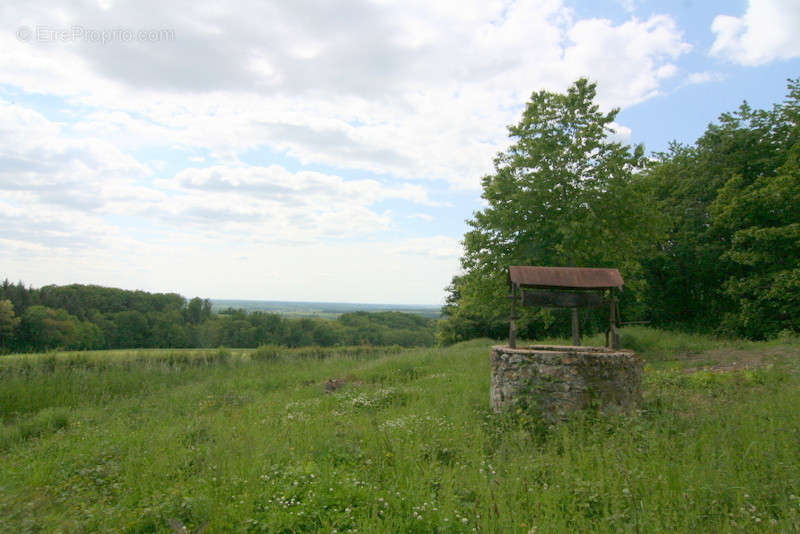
[0,282,441,352]
[210,299,442,319]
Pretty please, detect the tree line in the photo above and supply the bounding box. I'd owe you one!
[439,77,800,343]
[0,281,435,353]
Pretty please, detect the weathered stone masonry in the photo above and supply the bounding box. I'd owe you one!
[491,345,643,421]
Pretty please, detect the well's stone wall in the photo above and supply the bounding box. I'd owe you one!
[491,345,643,421]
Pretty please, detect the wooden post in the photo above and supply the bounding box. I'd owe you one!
[571,308,580,346]
[608,290,620,350]
[509,283,518,349]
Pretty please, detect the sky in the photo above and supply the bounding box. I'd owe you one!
[1,0,799,305]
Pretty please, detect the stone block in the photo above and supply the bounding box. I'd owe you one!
[490,345,643,421]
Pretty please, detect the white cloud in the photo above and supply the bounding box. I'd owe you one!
[0,100,151,211]
[156,164,448,241]
[607,122,633,145]
[0,199,125,252]
[0,1,698,302]
[683,71,726,86]
[172,165,440,206]
[0,99,449,248]
[711,0,800,65]
[0,1,691,189]
[386,235,463,260]
[616,0,638,13]
[564,16,690,106]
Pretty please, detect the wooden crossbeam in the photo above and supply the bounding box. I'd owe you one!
[522,290,606,308]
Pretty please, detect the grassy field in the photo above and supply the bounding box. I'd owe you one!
[1,327,799,533]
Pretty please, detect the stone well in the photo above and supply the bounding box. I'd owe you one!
[491,345,643,421]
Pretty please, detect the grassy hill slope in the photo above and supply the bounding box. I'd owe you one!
[1,329,800,532]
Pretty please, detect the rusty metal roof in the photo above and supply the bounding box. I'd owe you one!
[508,266,623,289]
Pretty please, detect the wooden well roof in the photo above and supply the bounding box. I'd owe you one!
[508,266,623,289]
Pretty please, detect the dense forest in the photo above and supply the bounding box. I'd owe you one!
[0,281,435,353]
[439,77,800,343]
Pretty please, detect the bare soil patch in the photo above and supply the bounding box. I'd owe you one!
[323,374,363,393]
[679,346,799,374]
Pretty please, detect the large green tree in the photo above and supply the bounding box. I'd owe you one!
[0,299,20,349]
[17,305,78,351]
[440,79,662,343]
[711,145,800,337]
[641,78,800,335]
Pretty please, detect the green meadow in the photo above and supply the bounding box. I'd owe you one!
[2,328,800,533]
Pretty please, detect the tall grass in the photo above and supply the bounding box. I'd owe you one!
[525,325,781,359]
[1,328,799,532]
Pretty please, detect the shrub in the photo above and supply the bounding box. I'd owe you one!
[250,344,284,362]
[212,347,232,364]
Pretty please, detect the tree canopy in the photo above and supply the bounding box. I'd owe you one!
[0,280,437,353]
[441,77,800,343]
[440,78,662,343]
[640,78,800,338]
